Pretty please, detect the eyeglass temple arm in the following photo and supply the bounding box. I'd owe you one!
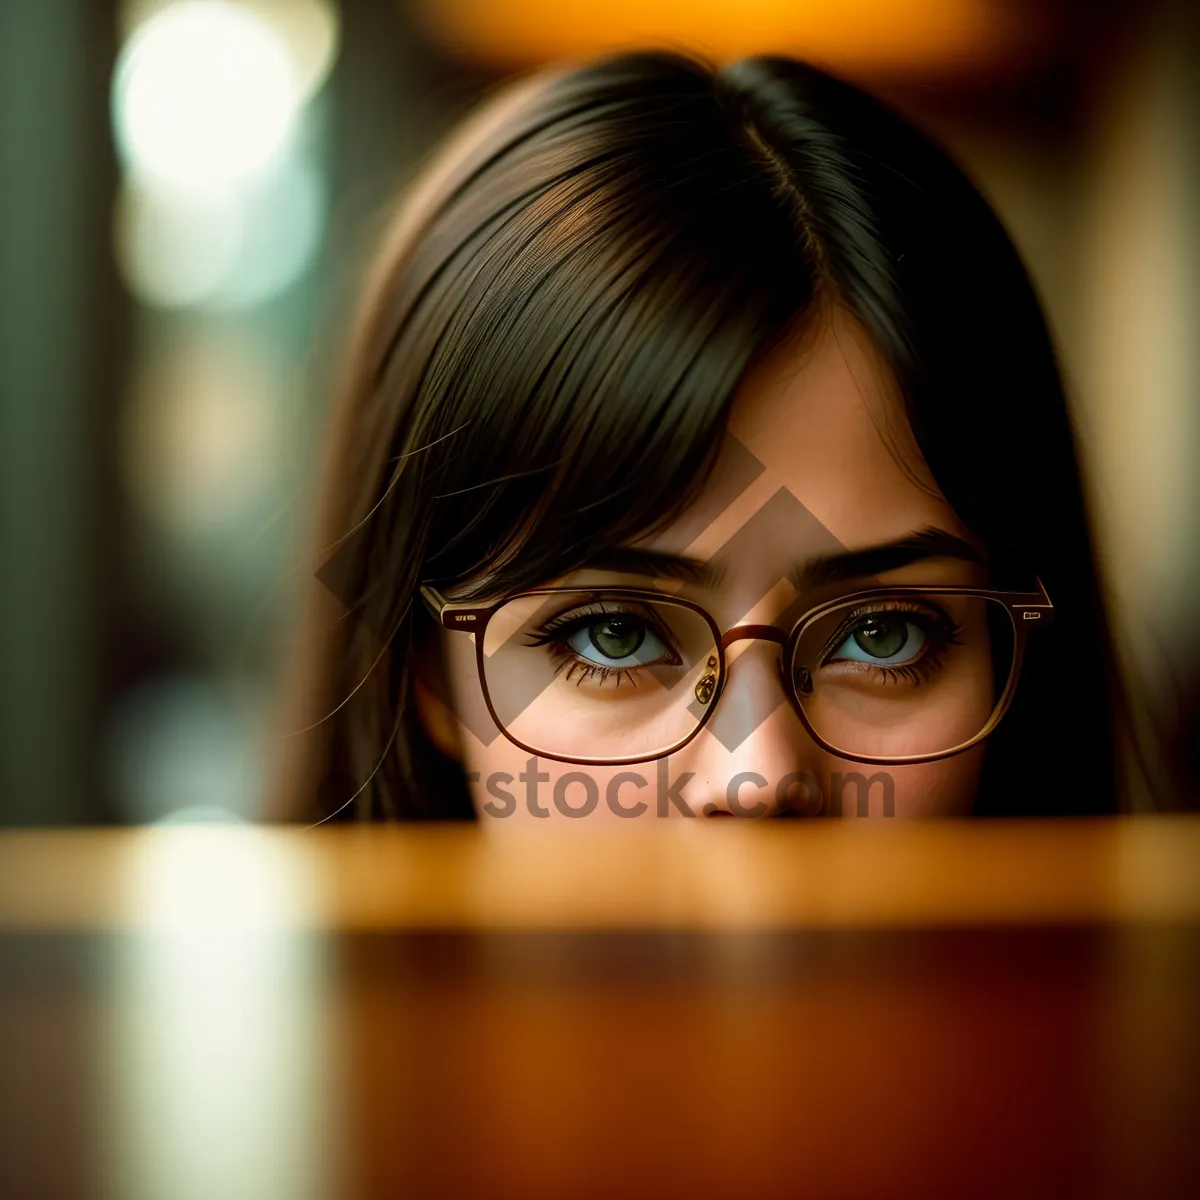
[419,585,491,632]
[1009,575,1054,628]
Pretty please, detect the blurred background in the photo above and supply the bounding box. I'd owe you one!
[0,0,1196,825]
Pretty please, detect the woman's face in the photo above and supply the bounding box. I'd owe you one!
[417,304,992,822]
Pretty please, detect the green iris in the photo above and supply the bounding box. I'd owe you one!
[853,616,907,659]
[589,617,645,660]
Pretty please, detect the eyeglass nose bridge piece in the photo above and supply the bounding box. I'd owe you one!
[718,624,788,650]
[713,624,812,701]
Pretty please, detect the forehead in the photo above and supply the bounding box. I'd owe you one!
[655,303,972,559]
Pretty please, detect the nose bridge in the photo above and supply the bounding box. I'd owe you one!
[719,624,787,651]
[686,631,826,819]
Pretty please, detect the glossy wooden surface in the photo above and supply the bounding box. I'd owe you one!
[3,817,1200,930]
[1,819,1198,1199]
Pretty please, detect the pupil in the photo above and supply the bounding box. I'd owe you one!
[590,617,644,660]
[853,616,906,659]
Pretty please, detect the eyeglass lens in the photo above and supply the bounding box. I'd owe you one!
[479,589,1015,763]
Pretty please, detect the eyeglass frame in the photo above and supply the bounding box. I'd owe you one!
[419,577,1055,768]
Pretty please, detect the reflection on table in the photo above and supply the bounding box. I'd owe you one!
[1,819,1198,1198]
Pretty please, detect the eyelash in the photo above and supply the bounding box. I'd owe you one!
[819,602,965,687]
[524,600,963,690]
[524,604,680,688]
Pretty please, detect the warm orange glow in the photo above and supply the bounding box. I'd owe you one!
[411,0,1033,74]
[3,819,1200,931]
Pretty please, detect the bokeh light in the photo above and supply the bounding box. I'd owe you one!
[114,178,244,308]
[106,676,263,824]
[413,0,1032,74]
[119,0,340,102]
[207,156,326,309]
[115,156,325,309]
[120,330,282,536]
[112,0,304,192]
[105,825,331,1198]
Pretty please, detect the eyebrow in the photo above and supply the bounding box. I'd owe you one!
[568,547,724,587]
[795,527,987,588]
[574,527,984,590]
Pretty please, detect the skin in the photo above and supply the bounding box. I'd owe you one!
[415,302,993,822]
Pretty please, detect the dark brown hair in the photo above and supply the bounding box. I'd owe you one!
[265,48,1146,821]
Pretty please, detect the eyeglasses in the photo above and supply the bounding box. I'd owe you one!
[420,579,1054,767]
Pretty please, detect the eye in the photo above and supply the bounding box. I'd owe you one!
[567,614,669,667]
[830,613,928,666]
